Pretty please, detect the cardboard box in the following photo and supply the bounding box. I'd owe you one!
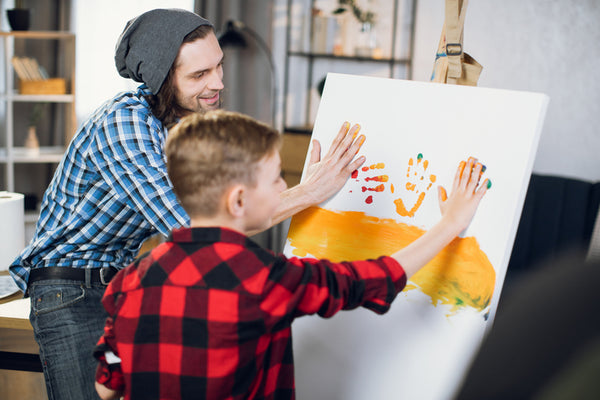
[18,78,67,95]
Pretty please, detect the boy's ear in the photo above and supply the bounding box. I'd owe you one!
[225,184,246,218]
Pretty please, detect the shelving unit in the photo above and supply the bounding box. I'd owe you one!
[0,31,76,205]
[282,0,417,134]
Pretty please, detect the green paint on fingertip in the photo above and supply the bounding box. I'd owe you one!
[486,179,492,189]
[417,153,423,161]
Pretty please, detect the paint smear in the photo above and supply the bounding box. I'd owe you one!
[365,175,389,183]
[362,184,385,193]
[394,193,426,217]
[287,206,495,314]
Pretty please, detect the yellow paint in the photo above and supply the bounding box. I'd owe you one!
[287,207,495,313]
[394,192,426,217]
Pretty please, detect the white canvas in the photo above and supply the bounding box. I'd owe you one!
[283,73,549,400]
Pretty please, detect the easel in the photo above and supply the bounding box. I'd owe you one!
[431,0,482,86]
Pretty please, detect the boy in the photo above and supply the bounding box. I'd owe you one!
[94,110,489,399]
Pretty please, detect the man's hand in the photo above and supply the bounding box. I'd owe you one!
[272,122,366,225]
[301,122,366,205]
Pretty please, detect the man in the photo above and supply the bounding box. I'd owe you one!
[9,9,365,400]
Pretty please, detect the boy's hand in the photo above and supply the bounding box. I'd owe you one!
[392,157,489,278]
[437,157,489,234]
[301,121,366,205]
[95,381,123,400]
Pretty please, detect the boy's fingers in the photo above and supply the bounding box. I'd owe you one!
[477,178,491,195]
[467,162,483,191]
[438,186,448,202]
[453,160,466,190]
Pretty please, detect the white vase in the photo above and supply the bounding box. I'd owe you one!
[355,22,377,57]
[24,126,40,156]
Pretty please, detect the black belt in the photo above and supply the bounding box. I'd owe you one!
[28,267,118,286]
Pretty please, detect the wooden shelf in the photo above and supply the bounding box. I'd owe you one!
[0,31,74,40]
[288,51,411,64]
[1,93,74,102]
[0,146,65,163]
[0,30,75,193]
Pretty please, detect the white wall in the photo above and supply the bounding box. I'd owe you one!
[72,0,194,123]
[413,0,600,182]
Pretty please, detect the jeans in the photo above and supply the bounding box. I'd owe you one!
[29,279,108,400]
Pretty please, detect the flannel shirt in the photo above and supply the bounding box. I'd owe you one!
[9,85,189,292]
[94,227,407,400]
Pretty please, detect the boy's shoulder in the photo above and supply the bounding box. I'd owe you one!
[114,231,282,293]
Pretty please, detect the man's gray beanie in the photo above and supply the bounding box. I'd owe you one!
[115,8,213,94]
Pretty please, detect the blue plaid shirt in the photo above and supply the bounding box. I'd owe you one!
[9,85,189,293]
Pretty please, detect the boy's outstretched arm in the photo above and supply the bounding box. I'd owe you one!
[393,158,489,278]
[272,121,366,225]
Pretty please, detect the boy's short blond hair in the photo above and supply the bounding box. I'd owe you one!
[166,110,282,218]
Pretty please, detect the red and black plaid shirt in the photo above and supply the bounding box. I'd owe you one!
[94,227,406,399]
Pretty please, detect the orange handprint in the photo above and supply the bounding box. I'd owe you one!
[394,153,436,218]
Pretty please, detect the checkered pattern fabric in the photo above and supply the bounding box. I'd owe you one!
[94,227,406,399]
[9,85,189,292]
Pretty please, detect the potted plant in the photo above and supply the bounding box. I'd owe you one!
[7,0,31,31]
[336,0,378,57]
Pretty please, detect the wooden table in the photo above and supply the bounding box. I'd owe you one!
[0,297,42,372]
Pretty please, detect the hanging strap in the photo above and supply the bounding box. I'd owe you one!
[430,0,482,86]
[445,0,469,81]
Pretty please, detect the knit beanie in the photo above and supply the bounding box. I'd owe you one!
[115,8,213,94]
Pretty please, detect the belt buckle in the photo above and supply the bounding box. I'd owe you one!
[100,267,112,285]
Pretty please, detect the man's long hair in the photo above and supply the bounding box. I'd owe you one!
[145,24,215,129]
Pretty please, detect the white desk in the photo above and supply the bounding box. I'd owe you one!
[0,297,42,372]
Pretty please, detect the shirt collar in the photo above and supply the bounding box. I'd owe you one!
[168,226,249,246]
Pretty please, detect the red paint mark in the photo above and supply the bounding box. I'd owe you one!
[362,184,385,193]
[365,195,373,204]
[362,166,370,172]
[365,175,389,183]
[351,170,359,179]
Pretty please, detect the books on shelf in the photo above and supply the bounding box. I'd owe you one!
[11,56,49,81]
[11,56,66,95]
